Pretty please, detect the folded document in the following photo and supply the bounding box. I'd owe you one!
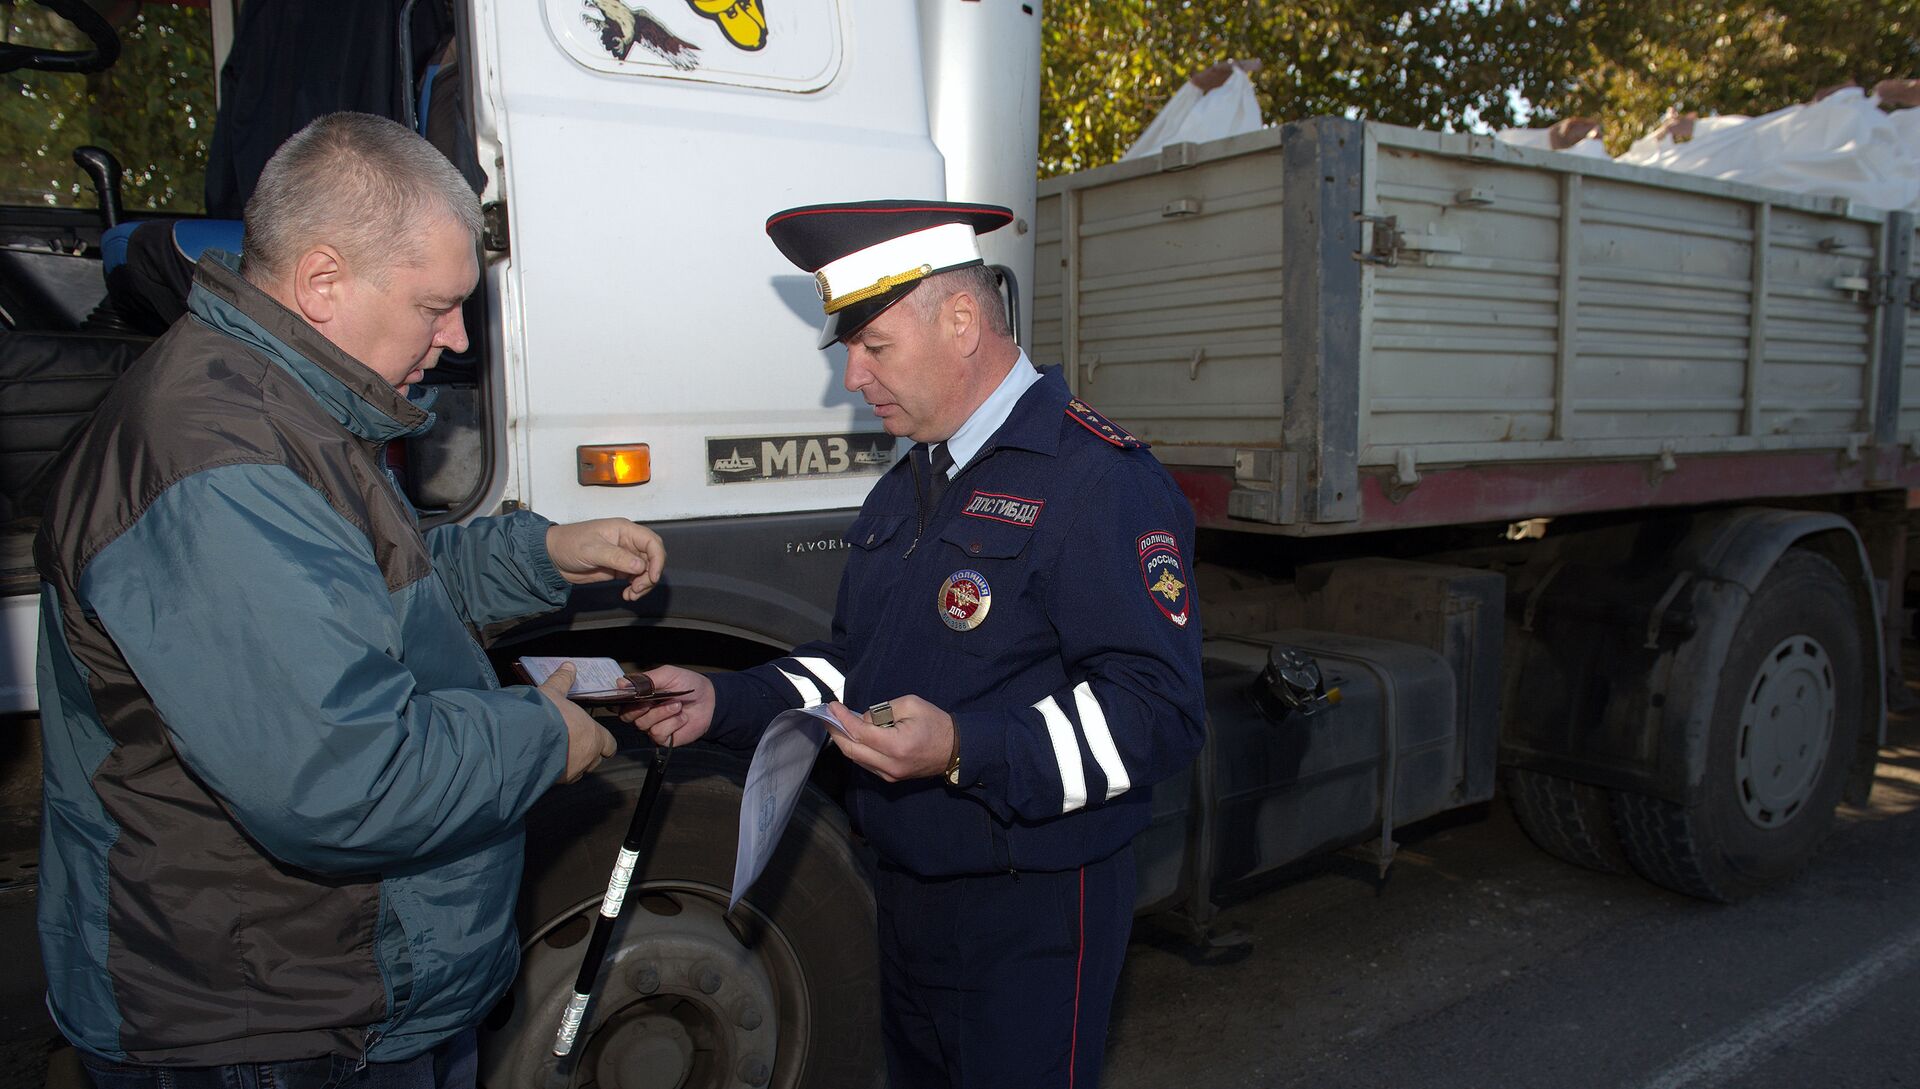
[730,704,851,910]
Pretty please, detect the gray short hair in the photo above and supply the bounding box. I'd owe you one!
[241,112,483,286]
[908,264,1011,338]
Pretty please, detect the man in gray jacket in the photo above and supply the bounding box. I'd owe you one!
[35,112,655,1086]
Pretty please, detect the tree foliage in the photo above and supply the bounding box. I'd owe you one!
[0,3,215,211]
[2,1,1915,200]
[1041,0,1920,175]
[1560,1,1920,154]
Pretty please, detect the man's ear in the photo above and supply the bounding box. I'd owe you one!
[288,245,347,325]
[947,289,982,357]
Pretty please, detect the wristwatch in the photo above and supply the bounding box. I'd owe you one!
[945,730,963,785]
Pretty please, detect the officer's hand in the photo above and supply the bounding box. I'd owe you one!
[621,665,716,748]
[537,663,618,783]
[826,695,955,782]
[545,519,667,601]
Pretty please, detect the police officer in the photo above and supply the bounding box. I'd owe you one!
[630,201,1205,1088]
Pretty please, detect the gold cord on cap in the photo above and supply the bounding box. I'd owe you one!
[820,264,935,314]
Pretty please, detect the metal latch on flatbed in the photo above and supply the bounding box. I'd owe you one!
[1158,142,1200,172]
[1354,214,1461,267]
[1832,272,1897,306]
[1228,449,1301,524]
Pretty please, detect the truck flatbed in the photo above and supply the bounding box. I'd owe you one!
[1033,118,1920,534]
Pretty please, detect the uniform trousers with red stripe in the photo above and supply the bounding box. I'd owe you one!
[873,845,1136,1089]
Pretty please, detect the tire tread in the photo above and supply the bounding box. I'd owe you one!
[1503,767,1629,874]
[1611,789,1729,902]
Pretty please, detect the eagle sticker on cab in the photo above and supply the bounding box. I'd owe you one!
[624,200,1206,1089]
[554,0,840,102]
[580,0,704,67]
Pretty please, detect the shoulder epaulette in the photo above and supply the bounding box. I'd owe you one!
[1064,398,1149,449]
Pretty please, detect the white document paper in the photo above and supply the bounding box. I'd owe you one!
[730,705,844,910]
[517,656,631,698]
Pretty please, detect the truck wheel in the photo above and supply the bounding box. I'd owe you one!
[479,749,883,1089]
[1613,550,1862,902]
[1501,768,1628,874]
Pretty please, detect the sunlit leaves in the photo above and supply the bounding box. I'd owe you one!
[1040,0,1920,173]
[0,5,215,211]
[5,2,1916,203]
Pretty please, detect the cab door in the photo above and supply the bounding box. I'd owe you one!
[473,0,949,526]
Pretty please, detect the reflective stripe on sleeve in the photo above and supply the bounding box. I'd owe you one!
[1073,681,1131,801]
[778,668,825,708]
[1034,694,1089,814]
[790,656,847,702]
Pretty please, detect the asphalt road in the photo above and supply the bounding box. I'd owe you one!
[1104,710,1920,1089]
[3,698,1916,1089]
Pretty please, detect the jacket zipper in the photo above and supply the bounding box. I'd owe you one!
[904,453,926,557]
[906,443,987,556]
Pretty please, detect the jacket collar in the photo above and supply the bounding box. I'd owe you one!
[942,351,1043,474]
[186,252,435,442]
[975,363,1071,459]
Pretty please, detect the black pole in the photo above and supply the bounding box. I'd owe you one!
[551,743,672,1059]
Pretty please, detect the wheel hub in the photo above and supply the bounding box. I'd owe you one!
[1734,635,1836,829]
[593,1013,695,1089]
[480,883,800,1089]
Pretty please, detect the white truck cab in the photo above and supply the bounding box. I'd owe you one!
[0,0,1043,712]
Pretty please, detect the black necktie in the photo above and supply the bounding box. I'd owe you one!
[915,442,954,514]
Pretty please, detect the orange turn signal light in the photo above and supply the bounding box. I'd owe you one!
[577,444,651,486]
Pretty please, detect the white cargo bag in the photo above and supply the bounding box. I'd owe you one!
[1124,67,1263,161]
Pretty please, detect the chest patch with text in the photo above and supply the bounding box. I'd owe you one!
[961,490,1045,528]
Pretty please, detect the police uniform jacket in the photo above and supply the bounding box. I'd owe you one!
[709,366,1206,876]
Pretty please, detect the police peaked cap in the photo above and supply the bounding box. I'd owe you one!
[766,200,1015,348]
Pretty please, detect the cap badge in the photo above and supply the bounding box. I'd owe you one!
[938,569,993,631]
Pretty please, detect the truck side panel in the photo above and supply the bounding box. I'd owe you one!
[1034,119,1916,536]
[1369,139,1880,454]
[1900,215,1920,441]
[1032,130,1287,445]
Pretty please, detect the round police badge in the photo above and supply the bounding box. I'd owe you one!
[937,569,993,631]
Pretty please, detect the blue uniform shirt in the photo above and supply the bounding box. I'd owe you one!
[709,366,1205,876]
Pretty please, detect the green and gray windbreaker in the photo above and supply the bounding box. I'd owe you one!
[34,254,570,1066]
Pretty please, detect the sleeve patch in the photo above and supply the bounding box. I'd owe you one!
[1065,399,1148,449]
[1137,530,1191,627]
